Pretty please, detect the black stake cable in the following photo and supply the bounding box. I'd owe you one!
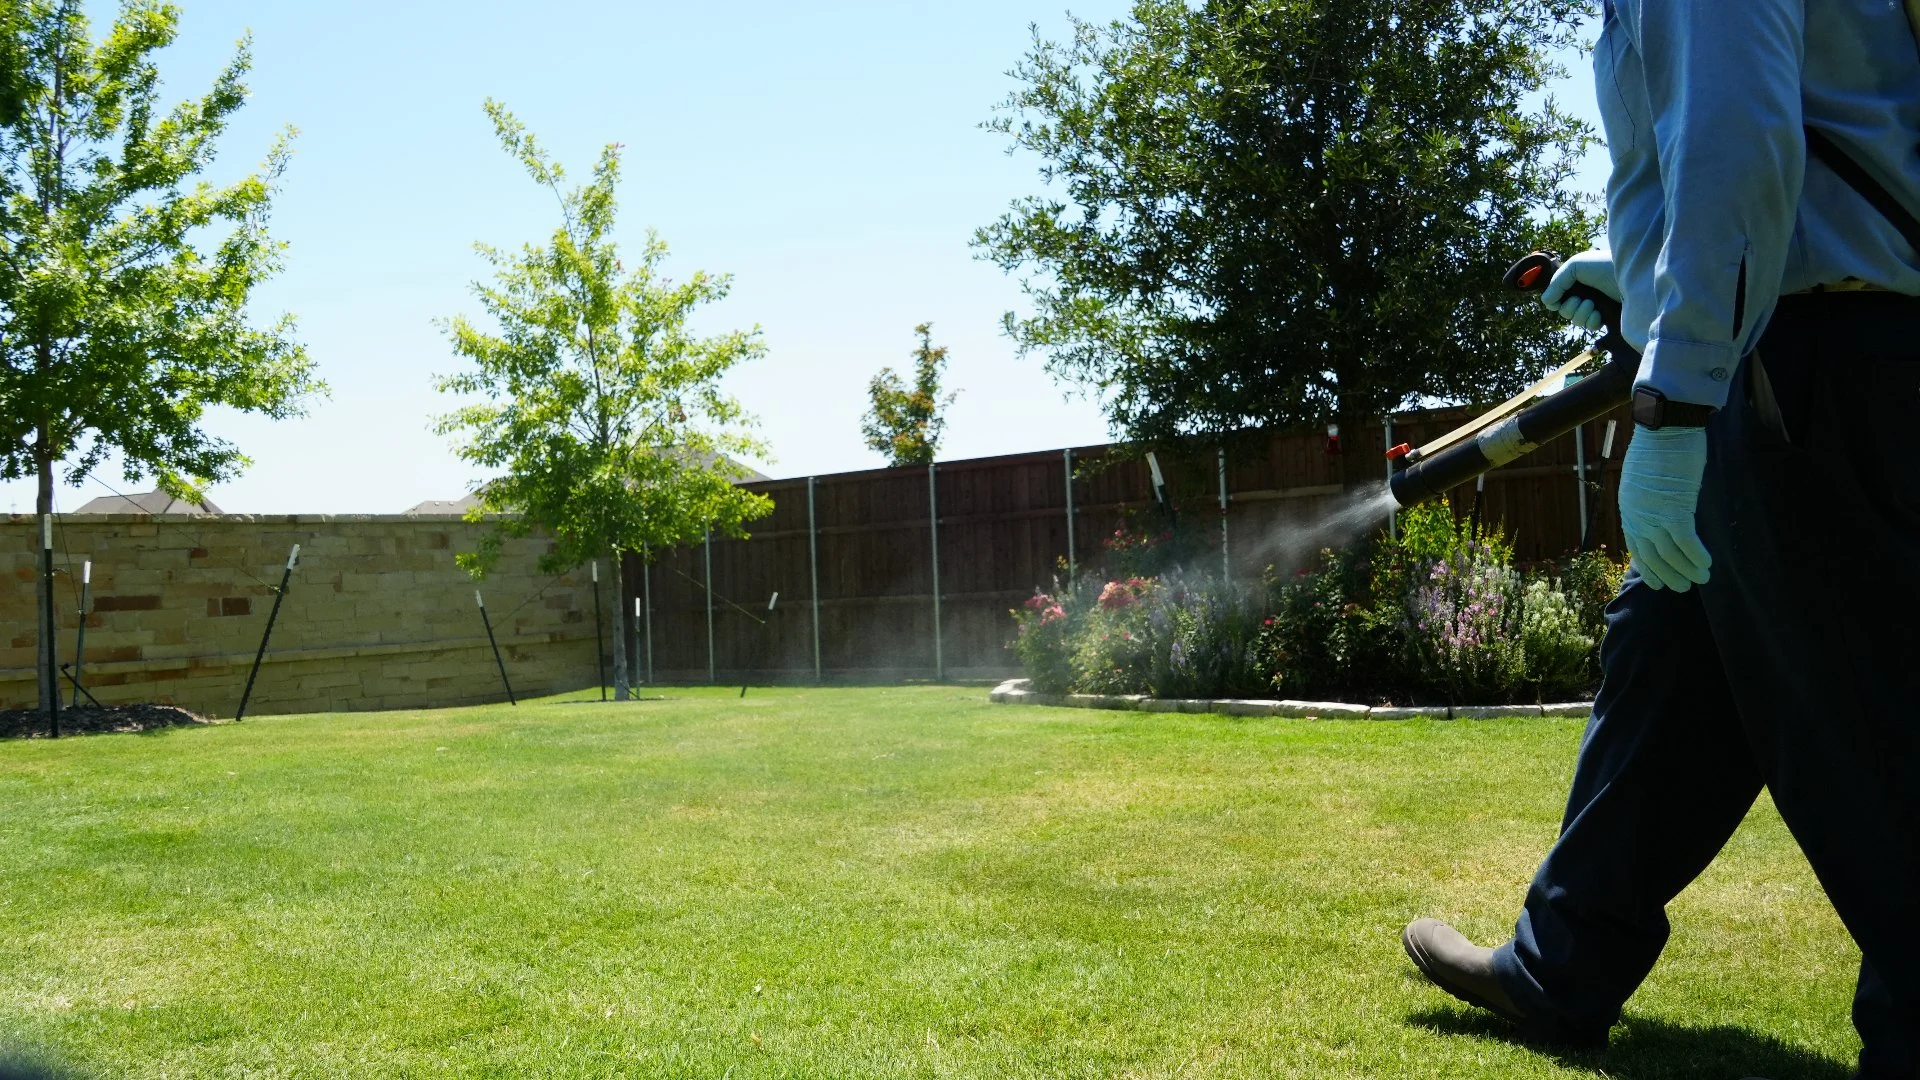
[741,592,779,698]
[235,545,299,721]
[666,563,769,626]
[60,664,103,708]
[80,474,283,593]
[476,590,516,706]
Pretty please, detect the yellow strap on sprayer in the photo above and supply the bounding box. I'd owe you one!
[1413,350,1598,461]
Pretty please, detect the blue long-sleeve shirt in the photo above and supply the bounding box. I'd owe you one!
[1599,0,1920,408]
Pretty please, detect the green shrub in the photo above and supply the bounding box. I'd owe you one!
[1560,546,1628,669]
[1520,577,1595,699]
[1268,546,1372,700]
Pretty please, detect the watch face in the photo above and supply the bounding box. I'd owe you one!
[1631,389,1662,429]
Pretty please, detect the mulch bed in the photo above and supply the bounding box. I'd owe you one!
[0,704,217,740]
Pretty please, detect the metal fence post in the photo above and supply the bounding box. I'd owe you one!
[591,559,606,701]
[1063,448,1077,578]
[704,530,715,684]
[40,514,58,737]
[1218,446,1230,580]
[1384,417,1398,542]
[808,477,822,683]
[1574,422,1591,551]
[929,462,943,682]
[642,555,654,685]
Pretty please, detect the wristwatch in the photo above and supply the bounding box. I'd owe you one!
[1631,387,1716,430]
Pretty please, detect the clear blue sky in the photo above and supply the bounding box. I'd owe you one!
[5,1,1605,516]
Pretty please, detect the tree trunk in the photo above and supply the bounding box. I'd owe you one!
[610,550,631,701]
[35,433,54,713]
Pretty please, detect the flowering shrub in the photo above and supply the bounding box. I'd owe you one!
[1098,577,1150,610]
[1008,497,1626,705]
[1102,526,1172,579]
[1520,577,1595,698]
[1010,587,1078,693]
[1404,542,1525,702]
[1101,510,1216,580]
[1070,578,1158,694]
[1010,572,1271,698]
[1143,572,1272,699]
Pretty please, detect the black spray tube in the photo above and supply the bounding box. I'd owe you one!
[1388,253,1640,509]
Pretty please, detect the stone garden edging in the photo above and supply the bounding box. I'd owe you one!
[988,679,1592,720]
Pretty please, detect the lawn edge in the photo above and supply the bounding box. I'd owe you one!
[987,680,1591,720]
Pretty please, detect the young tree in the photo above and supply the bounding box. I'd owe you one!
[436,101,772,701]
[861,322,957,467]
[976,0,1598,489]
[0,0,319,711]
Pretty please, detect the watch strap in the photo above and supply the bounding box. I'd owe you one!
[1632,387,1716,429]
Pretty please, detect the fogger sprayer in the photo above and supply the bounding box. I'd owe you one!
[1385,253,1639,508]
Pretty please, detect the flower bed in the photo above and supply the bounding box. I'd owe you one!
[1008,500,1624,708]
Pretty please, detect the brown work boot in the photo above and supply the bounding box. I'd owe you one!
[1402,919,1527,1022]
[1402,919,1611,1048]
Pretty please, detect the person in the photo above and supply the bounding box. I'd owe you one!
[1399,0,1920,1075]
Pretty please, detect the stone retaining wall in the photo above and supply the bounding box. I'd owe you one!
[3,514,608,717]
[988,680,1594,720]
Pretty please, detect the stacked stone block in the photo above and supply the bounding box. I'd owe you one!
[1,515,606,717]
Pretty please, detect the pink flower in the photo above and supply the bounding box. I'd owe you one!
[1098,581,1138,610]
[1025,592,1054,612]
[1040,605,1066,624]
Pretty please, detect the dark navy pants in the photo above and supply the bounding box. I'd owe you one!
[1489,293,1920,1077]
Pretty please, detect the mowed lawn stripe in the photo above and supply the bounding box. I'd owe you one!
[0,688,1860,1078]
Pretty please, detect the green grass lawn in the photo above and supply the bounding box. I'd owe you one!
[0,687,1860,1078]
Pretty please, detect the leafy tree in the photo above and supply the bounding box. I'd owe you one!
[861,322,957,467]
[0,0,319,711]
[436,101,772,701]
[976,0,1598,489]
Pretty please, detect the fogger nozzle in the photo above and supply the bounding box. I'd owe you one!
[1387,251,1640,509]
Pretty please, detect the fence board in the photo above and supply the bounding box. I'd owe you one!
[627,401,1636,684]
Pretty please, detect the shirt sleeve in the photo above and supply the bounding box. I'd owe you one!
[1626,0,1807,409]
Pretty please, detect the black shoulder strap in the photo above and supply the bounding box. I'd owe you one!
[1805,125,1920,253]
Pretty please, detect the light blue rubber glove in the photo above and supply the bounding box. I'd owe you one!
[1618,426,1712,592]
[1540,247,1620,332]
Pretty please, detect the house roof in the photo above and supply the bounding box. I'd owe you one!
[706,453,769,482]
[72,489,222,515]
[403,492,485,516]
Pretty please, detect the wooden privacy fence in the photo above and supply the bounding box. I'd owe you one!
[625,400,1635,685]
